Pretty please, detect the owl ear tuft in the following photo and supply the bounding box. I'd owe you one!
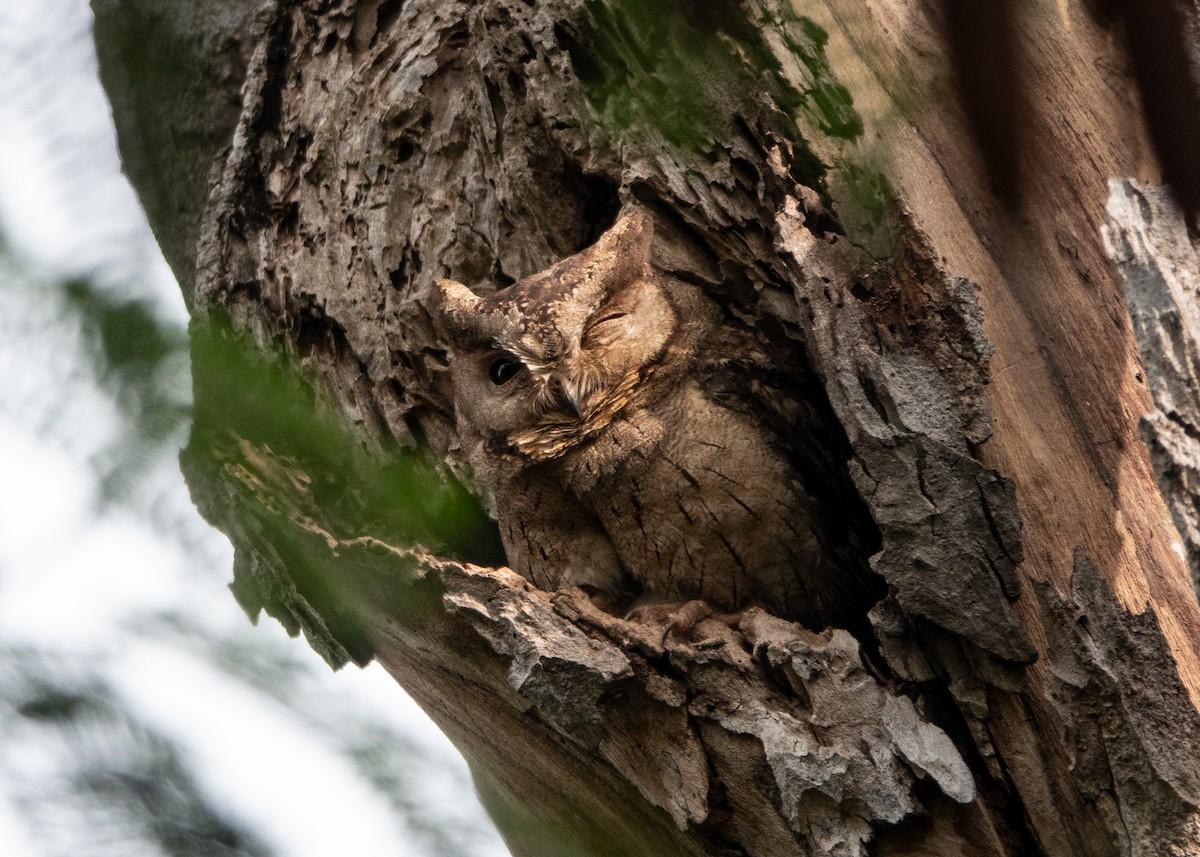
[599,210,653,274]
[587,210,654,300]
[433,278,488,342]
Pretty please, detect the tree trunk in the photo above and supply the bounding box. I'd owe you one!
[93,1,1200,855]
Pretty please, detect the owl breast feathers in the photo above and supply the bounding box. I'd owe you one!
[432,211,878,630]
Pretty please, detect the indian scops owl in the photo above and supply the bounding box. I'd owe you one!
[432,211,878,630]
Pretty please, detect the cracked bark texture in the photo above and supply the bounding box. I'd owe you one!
[94,0,1200,855]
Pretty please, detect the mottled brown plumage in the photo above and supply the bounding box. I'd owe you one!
[432,211,878,629]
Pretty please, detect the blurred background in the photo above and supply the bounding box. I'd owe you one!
[0,1,508,854]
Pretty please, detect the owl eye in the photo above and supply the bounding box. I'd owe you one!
[489,356,523,385]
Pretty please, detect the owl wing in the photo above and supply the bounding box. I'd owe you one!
[697,325,885,622]
[497,468,632,600]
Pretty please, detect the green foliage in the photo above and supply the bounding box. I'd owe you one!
[62,278,192,497]
[0,258,194,509]
[183,316,502,667]
[65,280,182,373]
[187,318,501,564]
[0,650,272,857]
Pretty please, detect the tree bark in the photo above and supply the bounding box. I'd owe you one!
[94,1,1200,855]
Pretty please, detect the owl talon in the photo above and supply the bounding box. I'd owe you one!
[626,599,716,647]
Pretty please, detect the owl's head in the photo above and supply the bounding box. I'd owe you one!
[433,211,675,461]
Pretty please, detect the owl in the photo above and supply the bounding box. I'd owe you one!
[431,211,879,630]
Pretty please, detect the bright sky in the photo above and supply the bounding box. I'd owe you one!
[0,2,508,855]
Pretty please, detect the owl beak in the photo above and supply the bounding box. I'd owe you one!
[552,377,582,419]
[562,390,582,419]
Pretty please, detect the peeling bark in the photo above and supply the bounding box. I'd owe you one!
[95,0,1200,855]
[1105,179,1200,594]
